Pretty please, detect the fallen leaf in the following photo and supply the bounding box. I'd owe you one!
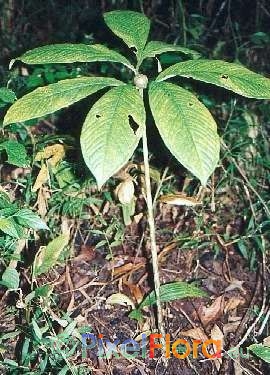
[225,278,245,292]
[198,295,225,326]
[159,193,201,206]
[32,164,49,192]
[211,324,224,369]
[106,293,135,309]
[224,296,245,314]
[180,327,208,341]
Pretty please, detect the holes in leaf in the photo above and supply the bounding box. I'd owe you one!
[188,102,194,107]
[96,114,101,119]
[221,74,229,79]
[130,46,138,54]
[128,115,139,134]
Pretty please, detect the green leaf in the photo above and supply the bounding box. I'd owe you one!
[157,59,270,99]
[140,281,207,309]
[0,268,20,289]
[249,344,270,363]
[104,11,150,57]
[32,319,43,340]
[141,41,201,61]
[13,208,49,230]
[0,140,29,167]
[0,217,20,238]
[80,85,145,189]
[33,234,69,276]
[149,81,220,185]
[4,77,124,125]
[129,281,206,320]
[12,43,134,71]
[0,87,16,103]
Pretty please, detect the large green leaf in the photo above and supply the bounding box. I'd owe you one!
[0,268,20,290]
[249,344,270,363]
[13,208,49,230]
[104,11,150,58]
[129,281,206,321]
[0,217,20,238]
[12,43,134,71]
[157,59,270,99]
[0,140,29,167]
[4,77,124,125]
[34,234,69,276]
[141,41,201,61]
[80,85,145,189]
[149,81,220,185]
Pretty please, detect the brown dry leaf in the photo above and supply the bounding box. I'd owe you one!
[225,278,245,292]
[211,324,224,369]
[123,279,144,304]
[158,193,201,206]
[223,320,241,336]
[263,336,270,346]
[32,164,49,192]
[180,327,208,341]
[36,187,49,217]
[35,144,65,167]
[198,295,225,326]
[106,293,135,309]
[224,296,245,314]
[73,245,96,262]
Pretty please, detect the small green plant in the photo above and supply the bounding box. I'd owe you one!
[3,10,270,335]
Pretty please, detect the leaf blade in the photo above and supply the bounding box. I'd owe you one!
[13,43,134,70]
[80,85,145,188]
[142,41,201,61]
[157,59,270,99]
[149,81,220,185]
[34,234,69,276]
[104,11,150,57]
[4,77,124,125]
[13,208,49,230]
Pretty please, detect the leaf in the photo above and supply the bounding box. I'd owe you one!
[0,140,29,167]
[198,295,225,326]
[12,43,134,71]
[140,281,206,309]
[4,77,124,125]
[106,293,135,309]
[149,81,220,185]
[249,344,270,363]
[35,144,65,167]
[32,319,43,340]
[0,87,16,103]
[80,85,145,189]
[34,234,69,276]
[104,11,150,57]
[0,268,20,289]
[32,164,49,192]
[157,59,270,99]
[141,41,201,61]
[0,217,20,238]
[158,193,201,206]
[13,208,49,230]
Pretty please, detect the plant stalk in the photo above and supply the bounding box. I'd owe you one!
[140,89,165,337]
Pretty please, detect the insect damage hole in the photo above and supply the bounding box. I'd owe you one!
[95,114,101,119]
[221,74,229,79]
[128,115,139,134]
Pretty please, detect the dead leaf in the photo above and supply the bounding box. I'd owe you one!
[211,324,224,369]
[32,164,49,192]
[225,278,245,292]
[159,193,201,206]
[224,296,245,313]
[180,327,208,341]
[35,144,65,167]
[106,293,135,309]
[198,295,225,326]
